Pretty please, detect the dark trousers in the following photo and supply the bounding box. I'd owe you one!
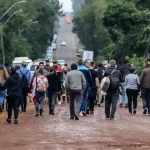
[141,88,150,113]
[48,91,58,113]
[105,90,119,118]
[57,93,61,101]
[88,96,96,111]
[21,88,28,112]
[7,95,21,120]
[126,89,138,112]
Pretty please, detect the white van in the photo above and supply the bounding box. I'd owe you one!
[12,57,32,67]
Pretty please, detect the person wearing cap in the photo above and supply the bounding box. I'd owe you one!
[140,62,150,115]
[104,60,122,120]
[17,61,31,113]
[44,60,51,73]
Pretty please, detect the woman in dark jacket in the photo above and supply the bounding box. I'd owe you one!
[47,67,61,115]
[0,67,22,124]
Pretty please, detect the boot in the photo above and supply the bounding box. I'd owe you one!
[35,107,39,117]
[40,109,43,117]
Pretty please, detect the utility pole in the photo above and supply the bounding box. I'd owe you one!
[0,24,5,65]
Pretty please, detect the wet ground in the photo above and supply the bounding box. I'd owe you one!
[0,99,150,150]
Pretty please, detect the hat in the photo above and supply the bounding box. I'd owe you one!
[109,60,116,66]
[22,61,27,66]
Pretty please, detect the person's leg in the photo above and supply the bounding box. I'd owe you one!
[147,90,150,114]
[51,92,58,114]
[80,87,88,115]
[126,89,132,113]
[35,93,40,116]
[119,86,123,106]
[7,96,13,122]
[69,91,75,119]
[39,94,45,116]
[24,88,28,112]
[0,91,5,112]
[110,90,119,119]
[105,90,112,118]
[124,85,128,107]
[48,91,52,114]
[132,90,138,114]
[89,97,95,113]
[141,89,148,114]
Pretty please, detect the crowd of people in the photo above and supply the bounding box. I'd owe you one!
[0,58,150,124]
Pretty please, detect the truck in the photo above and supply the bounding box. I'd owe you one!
[82,50,94,62]
[12,57,32,67]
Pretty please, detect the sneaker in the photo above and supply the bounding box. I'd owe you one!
[129,111,132,114]
[0,105,3,113]
[148,113,150,116]
[86,109,90,114]
[6,118,11,124]
[97,104,100,107]
[58,101,61,105]
[14,119,18,124]
[143,109,147,114]
[105,116,110,120]
[35,113,39,117]
[125,104,128,108]
[74,114,79,120]
[50,112,55,115]
[70,116,74,120]
[40,115,43,117]
[82,111,87,116]
[119,103,123,107]
[79,112,83,116]
[90,110,94,114]
[110,116,114,120]
[133,109,136,114]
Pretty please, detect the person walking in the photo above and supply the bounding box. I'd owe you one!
[62,66,69,103]
[65,63,86,120]
[0,67,22,124]
[47,67,61,115]
[119,60,130,107]
[17,61,31,113]
[77,58,92,116]
[32,69,48,117]
[125,67,140,114]
[87,61,100,114]
[140,62,150,115]
[0,63,9,112]
[53,60,63,105]
[44,60,51,72]
[104,60,122,120]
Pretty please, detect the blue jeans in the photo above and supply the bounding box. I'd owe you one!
[80,87,89,112]
[0,91,5,105]
[119,83,128,104]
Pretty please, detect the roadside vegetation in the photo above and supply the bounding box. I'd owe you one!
[0,0,61,63]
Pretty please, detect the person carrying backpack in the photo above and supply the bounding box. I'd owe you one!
[104,60,122,120]
[119,60,130,108]
[32,69,48,117]
[17,61,31,113]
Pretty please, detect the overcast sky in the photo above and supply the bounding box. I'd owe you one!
[59,0,73,12]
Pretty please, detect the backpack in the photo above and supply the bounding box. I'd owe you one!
[36,77,47,93]
[20,69,29,89]
[96,68,104,82]
[109,70,120,90]
[122,68,129,82]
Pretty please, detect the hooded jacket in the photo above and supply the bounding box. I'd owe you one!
[47,72,61,92]
[0,73,22,97]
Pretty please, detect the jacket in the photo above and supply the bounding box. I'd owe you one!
[47,73,61,92]
[0,73,22,97]
[140,68,150,89]
[65,70,86,91]
[33,69,48,78]
[0,64,9,85]
[17,67,31,87]
[77,65,92,88]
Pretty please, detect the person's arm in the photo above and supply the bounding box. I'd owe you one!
[65,74,69,89]
[137,75,140,85]
[32,77,36,87]
[124,76,127,86]
[0,78,10,90]
[81,73,86,90]
[27,70,32,87]
[140,70,144,86]
[119,71,123,83]
[3,67,9,79]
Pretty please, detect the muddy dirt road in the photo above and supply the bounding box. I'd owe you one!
[0,100,150,150]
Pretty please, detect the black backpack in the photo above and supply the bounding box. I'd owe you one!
[109,70,120,90]
[20,69,29,89]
